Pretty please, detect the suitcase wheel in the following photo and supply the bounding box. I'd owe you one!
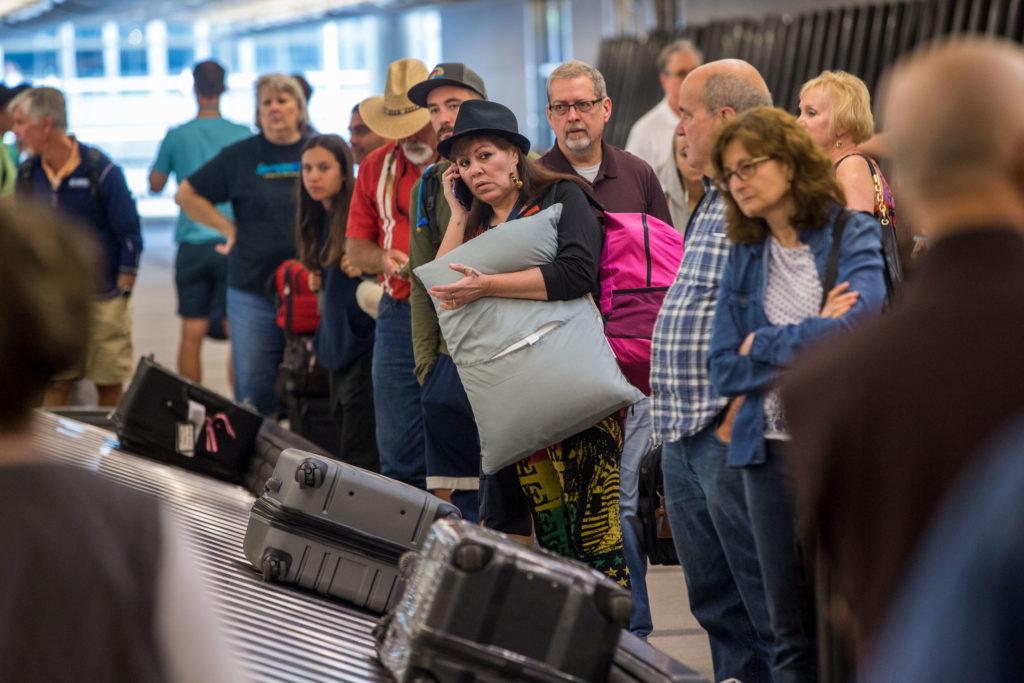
[594,584,634,625]
[398,551,421,577]
[451,542,490,573]
[295,458,328,489]
[265,477,283,493]
[261,548,291,582]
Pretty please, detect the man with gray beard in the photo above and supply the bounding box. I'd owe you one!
[346,58,439,489]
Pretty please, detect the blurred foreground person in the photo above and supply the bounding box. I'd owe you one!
[783,37,1024,664]
[0,204,241,681]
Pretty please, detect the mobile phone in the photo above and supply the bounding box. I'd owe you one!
[452,178,474,211]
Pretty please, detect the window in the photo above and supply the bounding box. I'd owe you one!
[255,44,279,72]
[288,44,321,71]
[120,49,148,76]
[75,50,105,78]
[4,51,59,79]
[168,48,194,73]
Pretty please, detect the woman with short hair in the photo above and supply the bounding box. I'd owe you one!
[708,107,887,681]
[798,71,908,278]
[176,74,308,415]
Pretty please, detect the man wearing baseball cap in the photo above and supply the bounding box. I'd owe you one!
[345,58,438,489]
[406,63,487,520]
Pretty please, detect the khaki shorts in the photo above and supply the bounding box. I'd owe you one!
[54,296,134,386]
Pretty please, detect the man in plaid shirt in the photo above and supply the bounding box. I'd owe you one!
[649,60,775,683]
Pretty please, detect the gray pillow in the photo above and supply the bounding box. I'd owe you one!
[414,204,643,474]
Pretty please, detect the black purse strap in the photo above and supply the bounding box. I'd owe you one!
[821,210,851,308]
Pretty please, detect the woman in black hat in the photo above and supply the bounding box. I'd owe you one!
[425,99,630,589]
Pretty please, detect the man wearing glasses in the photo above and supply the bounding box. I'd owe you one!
[650,60,776,683]
[626,40,704,182]
[540,59,672,643]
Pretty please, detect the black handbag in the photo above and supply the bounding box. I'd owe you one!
[637,445,680,566]
[274,333,330,401]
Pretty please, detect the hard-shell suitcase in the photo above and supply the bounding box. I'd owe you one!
[243,448,459,613]
[376,517,634,683]
[609,633,708,682]
[112,356,263,483]
[242,418,332,497]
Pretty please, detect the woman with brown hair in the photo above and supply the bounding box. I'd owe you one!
[295,134,377,470]
[707,107,886,681]
[425,99,629,588]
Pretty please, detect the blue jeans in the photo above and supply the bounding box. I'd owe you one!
[226,287,284,416]
[661,423,773,683]
[620,397,654,638]
[744,441,818,682]
[372,295,425,489]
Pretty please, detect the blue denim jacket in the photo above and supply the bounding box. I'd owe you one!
[709,206,886,467]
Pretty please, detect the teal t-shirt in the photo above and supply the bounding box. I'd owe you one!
[152,116,252,244]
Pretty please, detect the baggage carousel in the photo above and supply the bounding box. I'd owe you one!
[38,410,707,683]
[38,411,391,683]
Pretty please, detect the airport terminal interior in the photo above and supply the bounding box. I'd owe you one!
[2,0,1022,681]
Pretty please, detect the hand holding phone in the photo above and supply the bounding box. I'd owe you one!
[443,164,473,214]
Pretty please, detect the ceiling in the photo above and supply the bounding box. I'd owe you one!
[1,0,456,34]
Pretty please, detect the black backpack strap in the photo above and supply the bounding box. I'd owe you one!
[81,146,109,219]
[821,209,851,308]
[15,157,34,196]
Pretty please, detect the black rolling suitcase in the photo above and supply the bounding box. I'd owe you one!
[376,517,634,683]
[276,333,342,452]
[112,356,262,483]
[243,449,459,613]
[638,446,679,566]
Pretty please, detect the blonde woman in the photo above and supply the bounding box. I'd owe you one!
[797,71,908,285]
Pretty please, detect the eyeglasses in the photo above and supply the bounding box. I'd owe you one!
[547,98,604,117]
[715,156,774,193]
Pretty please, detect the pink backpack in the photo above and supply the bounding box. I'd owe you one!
[600,213,684,395]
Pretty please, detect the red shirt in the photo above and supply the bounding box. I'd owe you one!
[346,142,422,301]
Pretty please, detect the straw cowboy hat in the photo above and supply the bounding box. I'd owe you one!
[358,58,431,140]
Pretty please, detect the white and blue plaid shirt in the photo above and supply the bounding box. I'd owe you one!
[651,179,731,442]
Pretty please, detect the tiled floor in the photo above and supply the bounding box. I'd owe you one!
[132,220,716,681]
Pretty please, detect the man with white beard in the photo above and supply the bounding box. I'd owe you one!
[346,58,439,489]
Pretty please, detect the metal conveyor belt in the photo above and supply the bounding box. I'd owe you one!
[36,411,391,683]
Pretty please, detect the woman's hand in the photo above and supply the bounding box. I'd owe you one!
[820,281,860,319]
[441,163,470,221]
[428,264,491,310]
[340,254,363,278]
[215,231,235,256]
[739,332,755,356]
[308,271,322,292]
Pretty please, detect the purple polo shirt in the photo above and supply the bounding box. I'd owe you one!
[540,141,674,227]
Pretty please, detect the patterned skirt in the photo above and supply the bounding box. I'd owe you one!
[515,414,630,588]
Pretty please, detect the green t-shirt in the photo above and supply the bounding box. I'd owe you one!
[152,117,252,244]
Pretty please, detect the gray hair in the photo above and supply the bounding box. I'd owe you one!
[703,72,772,115]
[547,60,607,101]
[657,39,703,72]
[254,73,308,131]
[8,87,67,132]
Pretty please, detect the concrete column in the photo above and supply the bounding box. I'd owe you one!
[102,21,119,77]
[147,20,168,78]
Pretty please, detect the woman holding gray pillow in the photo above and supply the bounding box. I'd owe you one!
[425,99,630,588]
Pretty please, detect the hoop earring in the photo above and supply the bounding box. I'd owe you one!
[510,172,524,189]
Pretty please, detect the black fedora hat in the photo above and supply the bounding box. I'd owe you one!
[437,99,531,160]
